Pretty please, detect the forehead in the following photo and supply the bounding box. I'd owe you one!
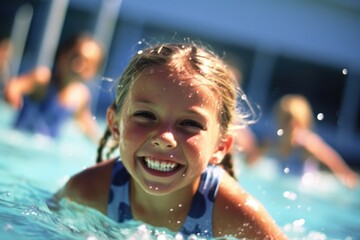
[132,66,217,100]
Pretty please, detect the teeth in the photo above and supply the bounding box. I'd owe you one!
[144,157,178,172]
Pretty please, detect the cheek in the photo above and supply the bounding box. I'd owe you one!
[119,120,148,150]
[185,135,209,159]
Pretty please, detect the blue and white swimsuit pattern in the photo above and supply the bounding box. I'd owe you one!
[107,159,224,238]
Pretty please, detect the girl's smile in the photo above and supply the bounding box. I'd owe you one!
[139,156,183,177]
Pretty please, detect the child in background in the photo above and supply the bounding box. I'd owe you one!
[53,42,287,239]
[258,94,358,188]
[3,34,104,141]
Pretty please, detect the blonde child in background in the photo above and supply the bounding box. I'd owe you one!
[257,94,358,189]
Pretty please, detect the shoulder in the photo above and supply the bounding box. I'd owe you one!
[213,172,287,239]
[56,159,116,214]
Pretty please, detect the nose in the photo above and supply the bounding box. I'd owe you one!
[151,132,177,149]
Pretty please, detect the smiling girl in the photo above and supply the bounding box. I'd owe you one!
[54,43,287,239]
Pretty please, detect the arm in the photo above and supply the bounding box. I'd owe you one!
[302,131,358,189]
[3,66,51,108]
[52,159,115,214]
[213,173,287,239]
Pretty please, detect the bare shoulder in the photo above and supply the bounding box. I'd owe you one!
[55,159,116,214]
[213,173,287,239]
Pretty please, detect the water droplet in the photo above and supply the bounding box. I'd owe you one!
[101,77,114,82]
[188,234,198,240]
[342,68,348,75]
[157,233,167,240]
[283,191,297,201]
[174,233,184,240]
[277,129,284,136]
[317,113,324,121]
[284,168,290,174]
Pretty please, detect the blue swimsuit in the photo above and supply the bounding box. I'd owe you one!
[14,84,73,138]
[107,160,224,238]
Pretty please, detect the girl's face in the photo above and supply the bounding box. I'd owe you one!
[109,66,230,195]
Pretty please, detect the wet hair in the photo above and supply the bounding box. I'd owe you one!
[96,42,257,178]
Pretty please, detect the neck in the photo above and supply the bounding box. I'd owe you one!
[129,177,201,231]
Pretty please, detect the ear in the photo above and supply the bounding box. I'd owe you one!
[209,133,233,165]
[106,106,120,140]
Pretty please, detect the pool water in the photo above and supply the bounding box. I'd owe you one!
[1,100,359,240]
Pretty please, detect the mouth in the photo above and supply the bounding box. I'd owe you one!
[141,157,182,174]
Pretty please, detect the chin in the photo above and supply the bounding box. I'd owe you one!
[139,181,177,196]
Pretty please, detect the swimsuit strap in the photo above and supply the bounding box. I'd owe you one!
[180,165,224,237]
[107,160,132,222]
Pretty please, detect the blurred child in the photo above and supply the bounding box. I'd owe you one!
[52,42,287,239]
[258,94,358,189]
[3,34,104,141]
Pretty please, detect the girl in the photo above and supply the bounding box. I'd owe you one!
[54,43,286,239]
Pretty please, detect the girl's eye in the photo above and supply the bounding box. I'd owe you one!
[133,111,156,120]
[181,120,205,130]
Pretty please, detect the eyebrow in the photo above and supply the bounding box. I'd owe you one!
[132,97,211,120]
[132,97,151,104]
